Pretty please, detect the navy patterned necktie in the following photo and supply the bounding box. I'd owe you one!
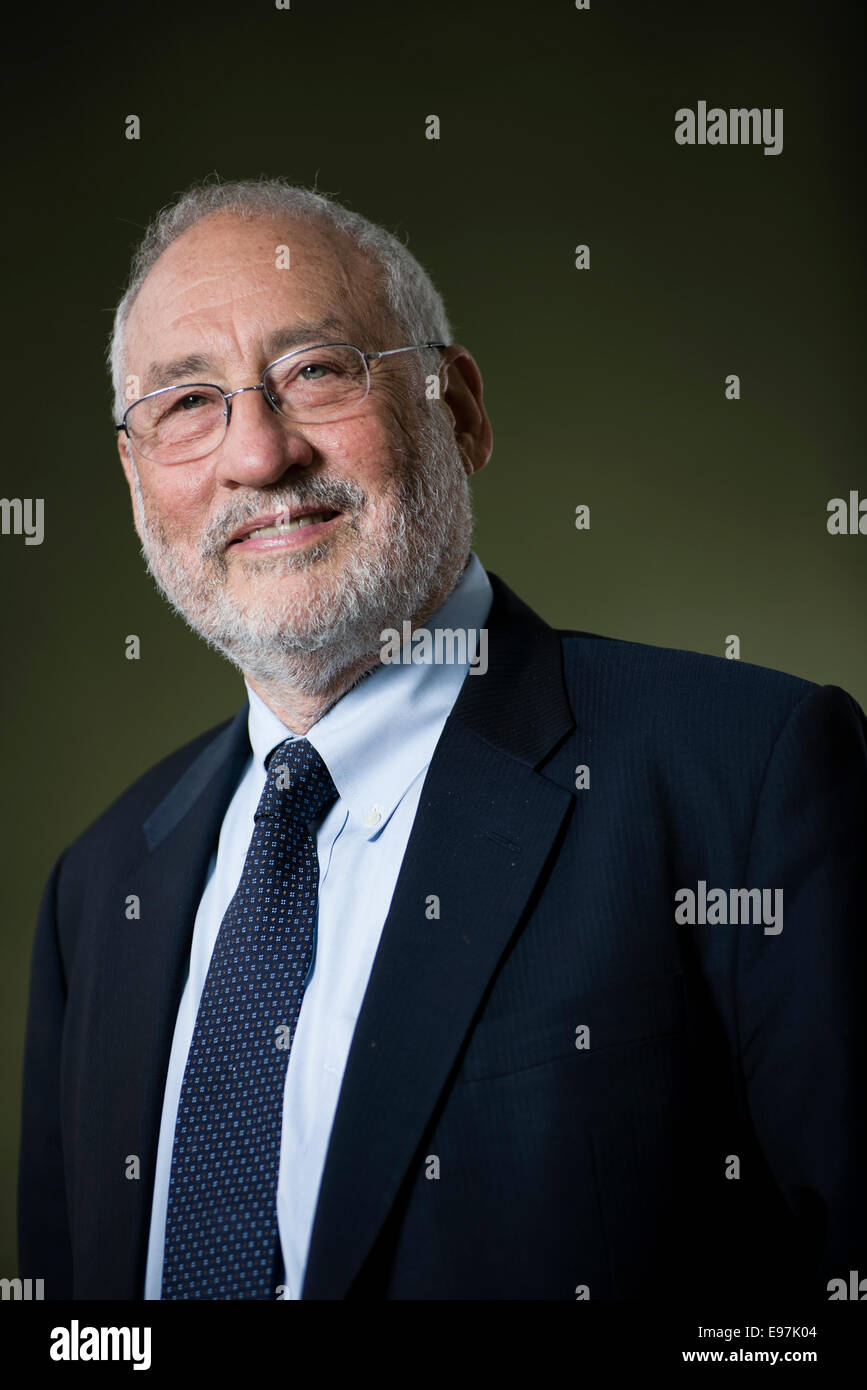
[161,737,338,1300]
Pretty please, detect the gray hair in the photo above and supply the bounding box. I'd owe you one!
[107,175,452,420]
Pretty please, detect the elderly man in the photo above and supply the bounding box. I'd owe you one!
[18,178,866,1302]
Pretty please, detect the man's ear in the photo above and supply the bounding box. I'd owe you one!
[438,346,493,476]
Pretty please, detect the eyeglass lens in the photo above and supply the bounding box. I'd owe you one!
[126,344,370,462]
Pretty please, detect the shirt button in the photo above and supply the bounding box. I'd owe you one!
[363,805,382,828]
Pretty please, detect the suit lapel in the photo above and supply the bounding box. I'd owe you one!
[301,575,575,1298]
[94,707,251,1298]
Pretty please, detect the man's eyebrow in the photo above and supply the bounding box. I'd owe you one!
[263,316,347,359]
[146,353,213,390]
[144,317,348,391]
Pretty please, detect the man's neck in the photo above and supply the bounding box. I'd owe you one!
[243,561,470,736]
[244,651,381,736]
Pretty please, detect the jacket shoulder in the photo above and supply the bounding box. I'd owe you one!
[553,627,859,765]
[487,571,829,726]
[551,628,867,810]
[557,627,819,713]
[64,711,245,859]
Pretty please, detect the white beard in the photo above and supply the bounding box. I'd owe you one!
[128,406,474,697]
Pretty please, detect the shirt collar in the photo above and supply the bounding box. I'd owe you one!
[244,552,493,839]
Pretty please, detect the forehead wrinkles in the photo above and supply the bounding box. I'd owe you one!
[127,214,387,361]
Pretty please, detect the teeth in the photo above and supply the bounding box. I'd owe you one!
[246,510,332,539]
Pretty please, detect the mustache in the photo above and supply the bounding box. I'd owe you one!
[200,475,368,558]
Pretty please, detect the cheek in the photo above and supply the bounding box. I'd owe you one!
[139,464,215,535]
[321,408,411,485]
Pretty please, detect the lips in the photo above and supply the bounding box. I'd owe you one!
[227,507,340,545]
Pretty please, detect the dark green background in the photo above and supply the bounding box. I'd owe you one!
[1,0,864,1278]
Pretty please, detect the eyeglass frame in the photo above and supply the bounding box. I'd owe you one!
[115,339,448,460]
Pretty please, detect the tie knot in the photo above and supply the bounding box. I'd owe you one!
[260,738,338,825]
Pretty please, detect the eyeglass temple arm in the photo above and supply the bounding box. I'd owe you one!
[366,341,446,361]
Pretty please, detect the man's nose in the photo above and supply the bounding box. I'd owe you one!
[213,385,315,488]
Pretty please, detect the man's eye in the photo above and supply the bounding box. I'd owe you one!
[173,392,210,411]
[298,362,334,380]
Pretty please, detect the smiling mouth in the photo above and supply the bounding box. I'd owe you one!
[242,509,338,540]
[227,508,342,548]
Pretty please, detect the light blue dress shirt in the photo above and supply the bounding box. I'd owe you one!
[144,552,493,1299]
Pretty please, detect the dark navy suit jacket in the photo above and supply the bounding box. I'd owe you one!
[17,573,867,1299]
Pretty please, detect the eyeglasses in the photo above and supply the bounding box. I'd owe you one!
[115,340,447,465]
